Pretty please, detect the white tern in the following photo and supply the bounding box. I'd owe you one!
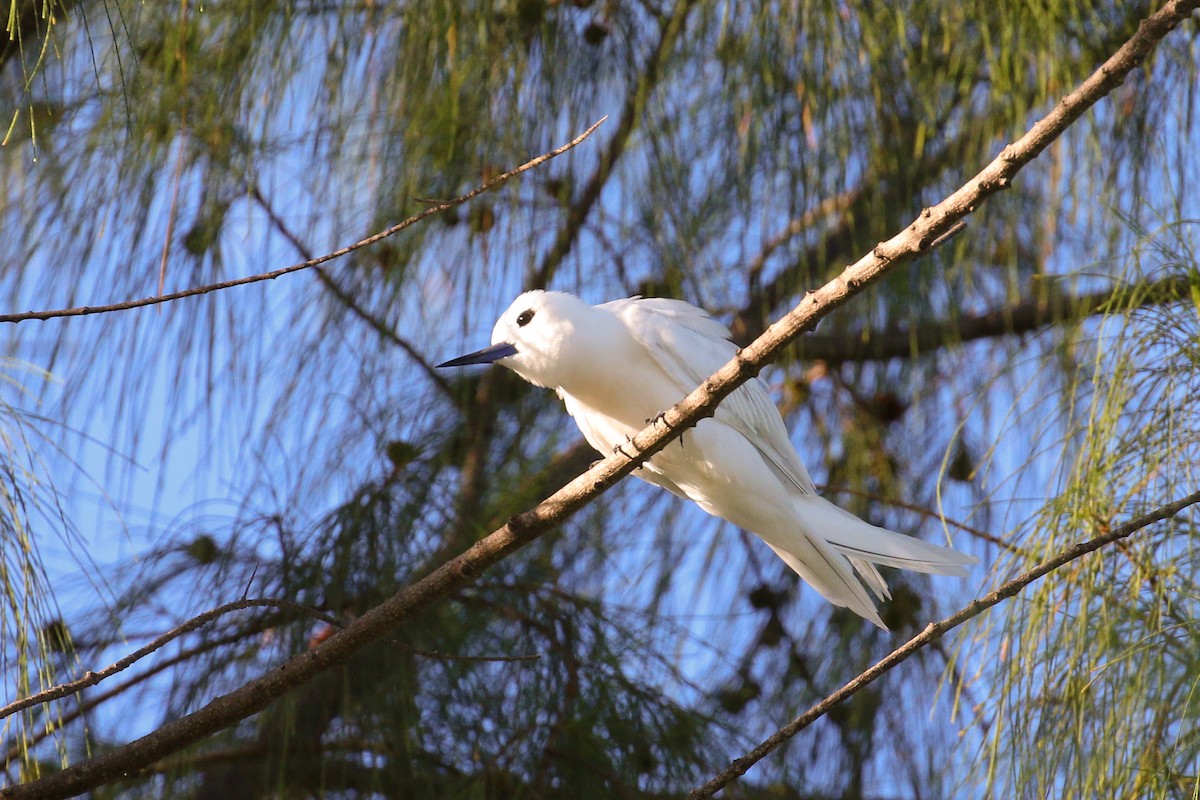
[438,290,976,628]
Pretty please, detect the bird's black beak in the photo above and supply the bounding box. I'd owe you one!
[436,342,518,368]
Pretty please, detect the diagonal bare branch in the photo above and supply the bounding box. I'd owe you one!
[529,0,696,288]
[0,119,606,325]
[3,623,278,770]
[5,2,1195,796]
[0,599,336,723]
[687,488,1200,799]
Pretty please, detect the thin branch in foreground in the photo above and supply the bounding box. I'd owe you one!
[3,622,277,769]
[0,598,336,722]
[0,118,607,325]
[5,3,1194,797]
[687,488,1200,799]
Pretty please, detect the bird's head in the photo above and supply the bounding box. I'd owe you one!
[436,290,587,389]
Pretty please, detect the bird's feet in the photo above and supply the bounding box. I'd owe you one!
[644,411,685,448]
[648,412,686,443]
[612,435,635,459]
[644,410,669,428]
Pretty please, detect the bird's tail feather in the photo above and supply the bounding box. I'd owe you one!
[765,540,888,630]
[847,557,891,602]
[795,495,978,576]
[765,495,978,630]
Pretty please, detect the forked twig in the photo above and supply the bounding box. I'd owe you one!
[0,118,607,325]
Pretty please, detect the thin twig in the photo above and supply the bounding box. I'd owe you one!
[0,598,336,722]
[0,118,607,325]
[399,644,541,663]
[246,184,456,397]
[927,219,968,250]
[3,605,535,769]
[3,622,277,768]
[686,488,1200,799]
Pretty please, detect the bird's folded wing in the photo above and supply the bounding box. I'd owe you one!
[604,297,817,495]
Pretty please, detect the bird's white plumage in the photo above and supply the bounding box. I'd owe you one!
[600,297,818,496]
[455,290,977,629]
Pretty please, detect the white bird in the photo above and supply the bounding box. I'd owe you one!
[438,290,976,628]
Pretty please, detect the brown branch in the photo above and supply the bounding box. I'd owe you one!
[4,623,274,769]
[0,119,606,325]
[6,3,1194,796]
[246,184,456,397]
[796,272,1197,365]
[0,598,336,722]
[529,0,695,288]
[687,488,1200,799]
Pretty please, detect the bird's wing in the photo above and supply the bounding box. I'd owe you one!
[602,297,817,495]
[561,385,691,500]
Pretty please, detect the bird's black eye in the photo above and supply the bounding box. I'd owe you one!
[516,309,535,327]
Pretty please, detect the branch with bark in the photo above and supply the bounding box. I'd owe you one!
[688,487,1200,799]
[793,273,1198,365]
[0,119,605,325]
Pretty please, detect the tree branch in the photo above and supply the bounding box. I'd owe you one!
[6,2,1194,795]
[529,0,695,288]
[0,119,606,325]
[794,273,1198,365]
[687,487,1200,799]
[0,599,336,722]
[246,184,457,397]
[4,623,277,769]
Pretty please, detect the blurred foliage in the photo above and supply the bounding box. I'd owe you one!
[1,0,1199,797]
